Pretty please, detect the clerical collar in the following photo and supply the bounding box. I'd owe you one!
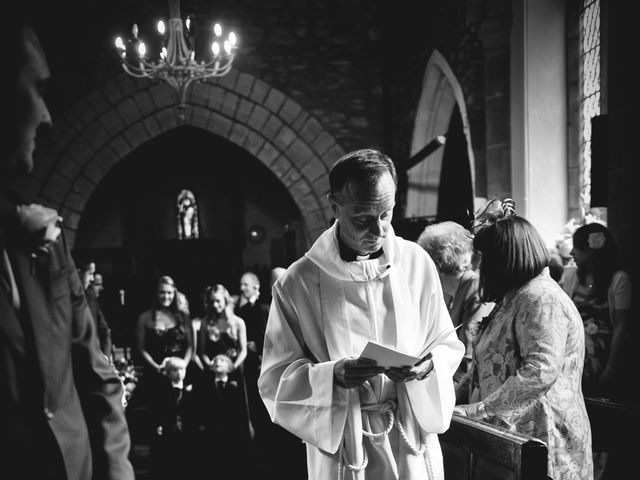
[337,228,384,262]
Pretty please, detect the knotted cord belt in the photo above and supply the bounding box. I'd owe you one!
[337,399,428,480]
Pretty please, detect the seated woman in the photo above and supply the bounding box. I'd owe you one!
[417,220,495,402]
[454,199,593,480]
[561,222,632,399]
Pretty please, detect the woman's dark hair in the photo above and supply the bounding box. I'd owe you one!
[572,222,620,302]
[473,201,549,303]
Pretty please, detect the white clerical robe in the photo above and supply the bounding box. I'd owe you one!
[258,223,464,480]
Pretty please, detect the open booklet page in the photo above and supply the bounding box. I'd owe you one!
[359,325,461,368]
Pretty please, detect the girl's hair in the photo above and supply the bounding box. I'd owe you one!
[202,284,233,312]
[473,199,549,302]
[572,222,620,302]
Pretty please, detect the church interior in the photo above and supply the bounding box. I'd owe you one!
[16,0,636,478]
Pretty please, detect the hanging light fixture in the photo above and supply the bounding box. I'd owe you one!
[114,0,238,116]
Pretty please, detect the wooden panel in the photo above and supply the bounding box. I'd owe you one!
[440,416,548,480]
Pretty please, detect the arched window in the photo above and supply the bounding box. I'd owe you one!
[176,189,200,239]
[579,0,601,213]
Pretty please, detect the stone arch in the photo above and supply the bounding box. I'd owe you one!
[21,70,343,246]
[405,50,476,217]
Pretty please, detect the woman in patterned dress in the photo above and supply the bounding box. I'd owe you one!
[454,199,593,480]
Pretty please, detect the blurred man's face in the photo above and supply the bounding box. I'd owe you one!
[239,274,259,300]
[329,172,396,255]
[4,27,52,177]
[81,262,96,290]
[91,273,104,297]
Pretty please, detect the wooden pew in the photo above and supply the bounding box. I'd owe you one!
[585,397,639,477]
[440,415,548,480]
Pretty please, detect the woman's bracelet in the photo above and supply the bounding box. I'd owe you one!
[477,401,489,420]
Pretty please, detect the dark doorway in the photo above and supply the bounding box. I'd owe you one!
[74,126,302,346]
[436,104,474,230]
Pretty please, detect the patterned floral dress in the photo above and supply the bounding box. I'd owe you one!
[470,272,593,480]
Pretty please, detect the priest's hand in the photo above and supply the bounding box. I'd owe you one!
[334,357,385,388]
[385,353,433,383]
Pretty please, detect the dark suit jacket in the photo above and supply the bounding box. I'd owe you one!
[0,192,134,480]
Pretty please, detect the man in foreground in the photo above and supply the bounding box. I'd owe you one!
[0,13,134,480]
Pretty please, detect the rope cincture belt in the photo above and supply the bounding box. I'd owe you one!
[337,399,427,480]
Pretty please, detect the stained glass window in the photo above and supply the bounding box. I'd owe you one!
[177,189,199,239]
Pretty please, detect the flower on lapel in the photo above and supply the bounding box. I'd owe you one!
[184,384,193,392]
[16,204,62,257]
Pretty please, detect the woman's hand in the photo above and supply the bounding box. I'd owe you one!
[453,401,489,421]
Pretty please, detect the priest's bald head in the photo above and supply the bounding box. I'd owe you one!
[328,149,397,256]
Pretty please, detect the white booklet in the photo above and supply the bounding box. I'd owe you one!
[359,325,461,368]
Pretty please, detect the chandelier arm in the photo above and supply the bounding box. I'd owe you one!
[115,0,238,110]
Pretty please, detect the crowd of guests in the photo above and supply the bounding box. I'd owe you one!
[119,268,304,478]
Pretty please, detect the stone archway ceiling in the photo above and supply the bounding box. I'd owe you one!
[21,70,342,247]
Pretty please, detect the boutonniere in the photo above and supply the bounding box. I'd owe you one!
[16,204,62,258]
[229,380,238,388]
[184,384,193,392]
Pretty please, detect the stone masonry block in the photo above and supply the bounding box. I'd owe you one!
[82,121,110,151]
[262,115,284,141]
[248,105,270,131]
[280,98,303,125]
[100,109,126,137]
[285,139,315,168]
[291,110,310,132]
[243,131,266,156]
[230,122,250,145]
[311,130,335,157]
[264,88,286,114]
[42,171,72,202]
[221,92,240,118]
[274,125,296,152]
[236,98,254,124]
[134,91,157,117]
[250,79,270,105]
[281,167,302,187]
[257,142,280,167]
[82,157,107,185]
[70,98,97,127]
[124,122,150,150]
[235,73,256,98]
[208,113,233,138]
[300,156,327,183]
[84,89,110,117]
[300,117,325,145]
[270,155,293,178]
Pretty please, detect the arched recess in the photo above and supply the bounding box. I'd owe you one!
[19,70,343,246]
[406,50,476,218]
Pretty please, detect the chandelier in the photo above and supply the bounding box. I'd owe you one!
[114,0,238,116]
